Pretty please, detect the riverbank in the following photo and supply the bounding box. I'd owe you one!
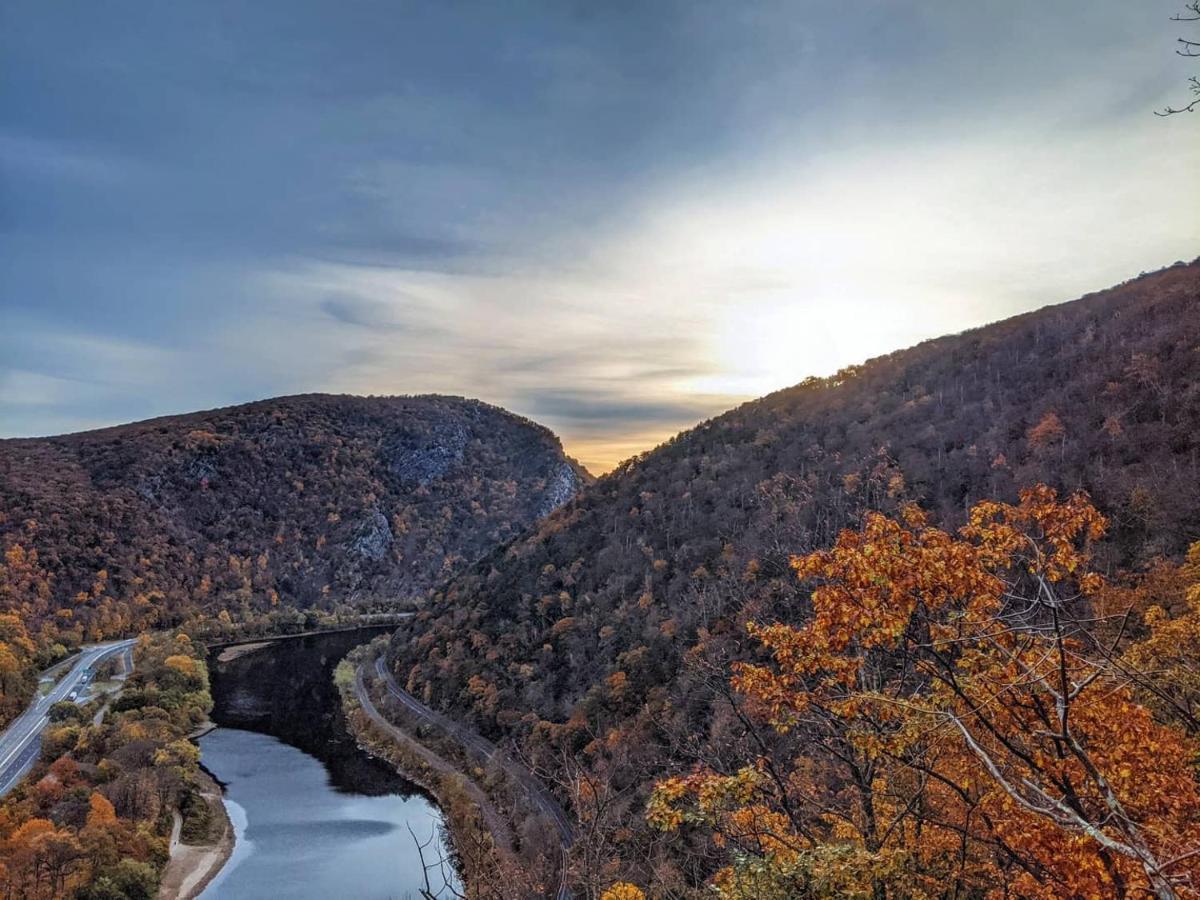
[157,767,235,900]
[342,665,512,890]
[201,627,457,897]
[340,639,572,898]
[215,641,272,663]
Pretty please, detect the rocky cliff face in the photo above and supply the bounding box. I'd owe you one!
[538,460,582,517]
[0,394,589,623]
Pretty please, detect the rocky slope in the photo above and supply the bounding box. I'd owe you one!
[0,394,588,639]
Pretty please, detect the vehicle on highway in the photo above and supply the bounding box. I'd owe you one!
[0,639,137,797]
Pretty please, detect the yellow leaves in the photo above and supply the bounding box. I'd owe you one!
[163,654,198,678]
[646,777,690,832]
[647,766,769,835]
[600,883,645,900]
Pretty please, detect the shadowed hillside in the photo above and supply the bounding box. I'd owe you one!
[388,260,1200,890]
[0,394,586,722]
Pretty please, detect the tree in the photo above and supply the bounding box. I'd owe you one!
[76,859,159,900]
[650,487,1200,898]
[1027,410,1066,458]
[85,793,118,830]
[49,700,89,723]
[1158,2,1200,115]
[601,884,646,900]
[1121,541,1200,735]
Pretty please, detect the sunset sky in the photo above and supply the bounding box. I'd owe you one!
[3,1,1198,472]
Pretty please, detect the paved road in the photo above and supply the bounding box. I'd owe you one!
[369,655,574,899]
[0,639,138,796]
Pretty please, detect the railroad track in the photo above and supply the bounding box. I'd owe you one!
[368,654,574,898]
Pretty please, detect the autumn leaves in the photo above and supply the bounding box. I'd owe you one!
[647,487,1200,898]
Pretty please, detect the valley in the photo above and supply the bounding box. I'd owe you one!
[6,4,1196,897]
[196,628,457,900]
[0,262,1196,898]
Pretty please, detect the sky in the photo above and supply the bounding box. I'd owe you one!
[2,1,1198,473]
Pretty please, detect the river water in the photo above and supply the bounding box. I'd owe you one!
[198,627,460,899]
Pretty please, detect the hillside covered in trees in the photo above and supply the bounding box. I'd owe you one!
[387,260,1200,895]
[0,394,586,724]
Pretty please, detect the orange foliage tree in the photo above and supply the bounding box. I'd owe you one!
[649,486,1200,899]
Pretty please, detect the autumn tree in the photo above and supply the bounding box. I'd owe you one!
[1121,540,1200,735]
[650,487,1200,898]
[1027,410,1066,458]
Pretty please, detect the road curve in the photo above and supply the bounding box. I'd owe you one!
[0,639,138,796]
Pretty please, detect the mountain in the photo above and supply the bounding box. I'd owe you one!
[386,260,1200,887]
[0,393,586,670]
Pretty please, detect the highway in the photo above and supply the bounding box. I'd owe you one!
[0,639,137,796]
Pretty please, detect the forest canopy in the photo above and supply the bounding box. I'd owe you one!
[386,261,1200,896]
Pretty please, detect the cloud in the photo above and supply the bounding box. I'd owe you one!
[318,292,449,338]
[0,133,136,185]
[521,390,733,429]
[2,1,1197,470]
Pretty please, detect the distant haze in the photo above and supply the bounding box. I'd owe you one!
[2,1,1197,472]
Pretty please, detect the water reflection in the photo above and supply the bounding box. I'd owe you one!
[200,628,460,899]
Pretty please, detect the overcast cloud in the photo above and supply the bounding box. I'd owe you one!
[2,1,1197,471]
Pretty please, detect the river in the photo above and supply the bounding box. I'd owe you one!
[198,627,461,899]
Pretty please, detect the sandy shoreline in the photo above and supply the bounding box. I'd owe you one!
[156,766,235,900]
[215,641,272,663]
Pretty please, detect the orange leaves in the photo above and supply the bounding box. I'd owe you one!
[1122,541,1200,735]
[599,883,646,900]
[963,484,1106,582]
[606,670,629,699]
[85,793,117,830]
[1027,410,1066,451]
[654,485,1200,898]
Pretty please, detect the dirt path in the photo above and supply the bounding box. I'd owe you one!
[156,768,234,900]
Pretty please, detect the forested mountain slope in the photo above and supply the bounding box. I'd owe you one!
[0,394,585,721]
[388,260,1200,887]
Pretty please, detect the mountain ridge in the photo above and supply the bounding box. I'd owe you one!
[0,393,588,673]
[386,259,1200,890]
